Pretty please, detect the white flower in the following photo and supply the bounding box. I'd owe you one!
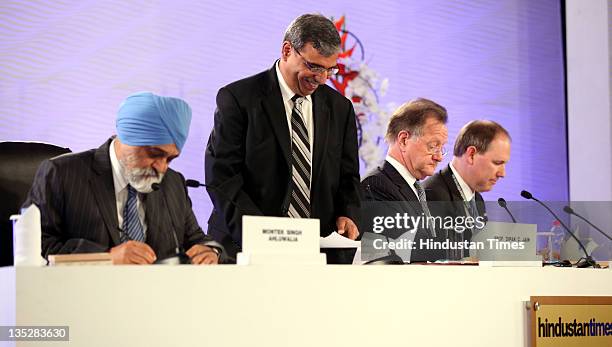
[380,79,389,96]
[334,57,398,175]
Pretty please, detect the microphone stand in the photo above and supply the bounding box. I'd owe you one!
[521,191,598,268]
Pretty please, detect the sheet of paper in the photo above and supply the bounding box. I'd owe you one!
[319,232,360,248]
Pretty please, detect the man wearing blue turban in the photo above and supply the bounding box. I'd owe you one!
[24,92,222,265]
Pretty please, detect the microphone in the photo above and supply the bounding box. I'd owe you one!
[520,190,598,268]
[497,198,517,223]
[151,183,191,264]
[563,206,612,242]
[185,178,246,263]
[185,179,204,188]
[186,178,247,218]
[186,179,252,219]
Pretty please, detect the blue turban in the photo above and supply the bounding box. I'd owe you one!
[116,92,192,151]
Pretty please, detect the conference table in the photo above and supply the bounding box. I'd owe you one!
[1,264,610,346]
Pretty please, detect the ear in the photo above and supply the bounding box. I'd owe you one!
[281,41,292,61]
[397,131,410,150]
[466,146,478,164]
[112,138,123,160]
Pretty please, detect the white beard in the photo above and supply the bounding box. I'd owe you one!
[123,166,164,193]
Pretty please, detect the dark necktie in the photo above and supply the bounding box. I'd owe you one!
[288,95,311,218]
[469,196,479,218]
[122,185,145,242]
[413,181,436,237]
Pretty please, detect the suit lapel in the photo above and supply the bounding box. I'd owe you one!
[311,89,330,189]
[382,162,418,202]
[441,164,475,218]
[90,139,121,245]
[381,162,423,217]
[261,64,291,167]
[142,188,166,250]
[441,165,463,201]
[143,182,183,256]
[475,192,487,219]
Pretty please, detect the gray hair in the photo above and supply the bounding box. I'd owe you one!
[385,98,448,143]
[283,14,341,57]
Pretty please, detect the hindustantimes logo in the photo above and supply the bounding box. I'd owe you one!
[538,317,612,337]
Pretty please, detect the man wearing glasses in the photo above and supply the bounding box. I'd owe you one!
[423,120,511,259]
[361,98,449,262]
[205,14,361,262]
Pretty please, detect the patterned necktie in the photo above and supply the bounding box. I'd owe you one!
[413,181,436,237]
[122,185,145,242]
[288,95,311,218]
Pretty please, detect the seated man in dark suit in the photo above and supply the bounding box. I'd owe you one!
[24,92,222,265]
[361,98,448,262]
[424,120,511,259]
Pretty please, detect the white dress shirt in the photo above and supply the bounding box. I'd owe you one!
[275,61,314,178]
[449,162,475,201]
[386,155,420,199]
[109,139,147,237]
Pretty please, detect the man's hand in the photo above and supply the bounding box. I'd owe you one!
[336,216,359,240]
[110,241,157,265]
[186,244,219,265]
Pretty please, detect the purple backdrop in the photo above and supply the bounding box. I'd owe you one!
[0,0,567,227]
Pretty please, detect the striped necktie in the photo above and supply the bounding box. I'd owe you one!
[413,181,436,238]
[122,185,145,242]
[288,95,311,218]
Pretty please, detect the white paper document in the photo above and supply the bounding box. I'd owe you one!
[319,232,360,248]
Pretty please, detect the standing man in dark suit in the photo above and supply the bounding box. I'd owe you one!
[24,92,222,265]
[424,120,511,259]
[361,98,448,262]
[205,14,361,261]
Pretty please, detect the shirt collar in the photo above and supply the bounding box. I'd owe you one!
[449,162,475,201]
[275,60,312,105]
[109,138,129,193]
[386,155,418,187]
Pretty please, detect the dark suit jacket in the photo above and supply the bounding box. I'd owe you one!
[23,138,215,260]
[423,164,487,253]
[361,161,443,262]
[362,161,420,204]
[423,164,486,219]
[205,63,361,251]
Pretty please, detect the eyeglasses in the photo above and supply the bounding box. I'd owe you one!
[294,48,339,76]
[421,140,448,157]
